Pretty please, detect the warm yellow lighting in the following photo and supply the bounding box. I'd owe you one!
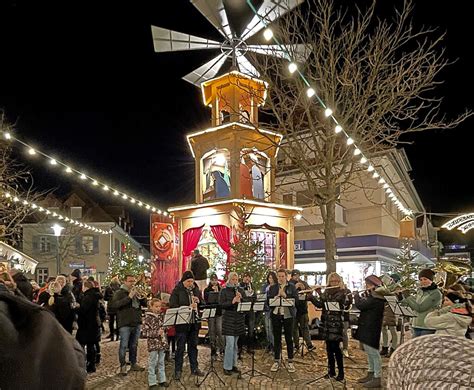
[288,62,298,74]
[335,125,342,133]
[354,149,361,156]
[324,108,333,117]
[307,87,316,98]
[263,28,273,41]
[346,138,354,145]
[360,157,367,164]
[28,148,36,155]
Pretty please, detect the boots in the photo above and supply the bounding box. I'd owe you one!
[95,353,101,365]
[387,347,395,358]
[86,362,96,373]
[380,346,389,356]
[357,372,374,383]
[363,377,382,388]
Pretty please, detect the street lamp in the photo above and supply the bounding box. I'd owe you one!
[52,224,64,275]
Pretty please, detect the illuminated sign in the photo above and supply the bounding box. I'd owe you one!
[441,213,474,234]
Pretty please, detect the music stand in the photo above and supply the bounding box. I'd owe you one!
[305,301,344,389]
[385,296,416,344]
[269,297,295,381]
[163,307,193,388]
[239,300,272,381]
[196,307,225,387]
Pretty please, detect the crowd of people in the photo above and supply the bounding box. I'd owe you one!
[1,251,474,389]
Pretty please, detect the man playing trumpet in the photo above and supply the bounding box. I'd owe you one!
[109,274,148,376]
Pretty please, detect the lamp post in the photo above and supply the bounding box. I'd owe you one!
[52,224,64,275]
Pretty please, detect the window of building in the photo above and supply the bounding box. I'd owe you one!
[250,230,276,268]
[82,235,94,254]
[39,236,52,253]
[71,206,82,219]
[282,193,293,205]
[202,149,231,201]
[36,268,49,285]
[114,238,120,254]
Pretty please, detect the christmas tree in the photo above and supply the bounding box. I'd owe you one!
[105,240,148,285]
[393,238,420,290]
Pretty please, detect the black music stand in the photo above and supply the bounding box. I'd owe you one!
[269,296,295,381]
[298,291,318,361]
[385,295,416,344]
[196,307,226,387]
[239,299,272,381]
[306,301,344,389]
[163,307,193,389]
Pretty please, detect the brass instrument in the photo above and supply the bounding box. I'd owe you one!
[131,284,148,299]
[434,257,472,289]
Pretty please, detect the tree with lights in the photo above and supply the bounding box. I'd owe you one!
[245,0,471,274]
[105,240,148,284]
[393,238,420,290]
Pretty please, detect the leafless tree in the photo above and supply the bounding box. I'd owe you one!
[244,0,471,273]
[0,112,47,246]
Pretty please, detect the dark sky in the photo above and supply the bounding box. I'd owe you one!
[0,0,472,248]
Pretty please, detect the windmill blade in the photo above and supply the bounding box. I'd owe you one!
[151,26,221,52]
[236,52,260,78]
[241,0,304,41]
[182,51,231,86]
[190,0,232,39]
[247,43,311,62]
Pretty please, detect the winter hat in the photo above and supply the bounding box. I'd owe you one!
[71,269,81,279]
[365,274,383,287]
[418,268,435,281]
[446,292,467,304]
[291,269,301,277]
[390,273,402,283]
[181,270,195,282]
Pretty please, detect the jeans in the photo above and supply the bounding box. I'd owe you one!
[208,315,224,353]
[224,335,239,370]
[148,350,166,385]
[271,315,294,361]
[264,312,274,348]
[382,325,398,349]
[362,343,381,378]
[412,328,436,338]
[175,328,199,374]
[326,340,344,376]
[342,321,349,350]
[292,313,312,347]
[119,325,141,366]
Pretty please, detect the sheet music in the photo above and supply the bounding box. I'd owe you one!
[253,302,265,311]
[237,301,252,312]
[163,306,193,326]
[201,308,216,319]
[327,301,341,312]
[256,293,266,301]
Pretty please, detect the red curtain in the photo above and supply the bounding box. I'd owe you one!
[182,225,204,273]
[210,225,231,266]
[279,230,288,269]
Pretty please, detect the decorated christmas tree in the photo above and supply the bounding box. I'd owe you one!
[393,238,420,290]
[105,240,148,285]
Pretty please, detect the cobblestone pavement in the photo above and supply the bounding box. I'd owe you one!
[86,336,389,389]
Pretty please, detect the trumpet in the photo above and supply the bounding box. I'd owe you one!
[131,284,148,299]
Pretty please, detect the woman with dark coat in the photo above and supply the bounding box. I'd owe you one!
[76,280,102,373]
[54,275,77,334]
[219,271,245,376]
[312,272,346,381]
[354,275,386,389]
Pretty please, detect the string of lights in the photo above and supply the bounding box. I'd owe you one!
[246,0,413,216]
[1,191,111,234]
[1,129,170,218]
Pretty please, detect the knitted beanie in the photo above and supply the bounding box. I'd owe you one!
[418,268,435,281]
[181,270,195,282]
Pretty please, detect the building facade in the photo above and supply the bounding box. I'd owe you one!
[21,189,148,284]
[275,148,437,289]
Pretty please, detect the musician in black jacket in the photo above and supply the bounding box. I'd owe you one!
[203,273,223,357]
[238,271,256,354]
[312,272,346,382]
[169,271,204,380]
[267,268,298,373]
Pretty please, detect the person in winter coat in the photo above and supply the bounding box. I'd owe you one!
[10,269,33,301]
[387,334,474,390]
[0,283,87,390]
[312,272,346,382]
[190,249,210,292]
[70,269,83,303]
[400,268,443,337]
[424,291,472,337]
[289,269,315,352]
[219,271,246,375]
[76,280,102,373]
[267,268,299,374]
[203,273,224,357]
[53,275,78,333]
[354,274,386,389]
[261,271,278,353]
[142,298,169,388]
[104,277,121,341]
[380,273,401,357]
[169,270,204,380]
[109,274,148,376]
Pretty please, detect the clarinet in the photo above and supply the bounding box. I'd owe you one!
[188,287,198,323]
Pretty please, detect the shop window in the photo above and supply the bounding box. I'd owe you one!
[202,149,231,201]
[250,230,276,267]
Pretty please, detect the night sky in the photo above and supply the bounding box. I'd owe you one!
[0,0,472,249]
